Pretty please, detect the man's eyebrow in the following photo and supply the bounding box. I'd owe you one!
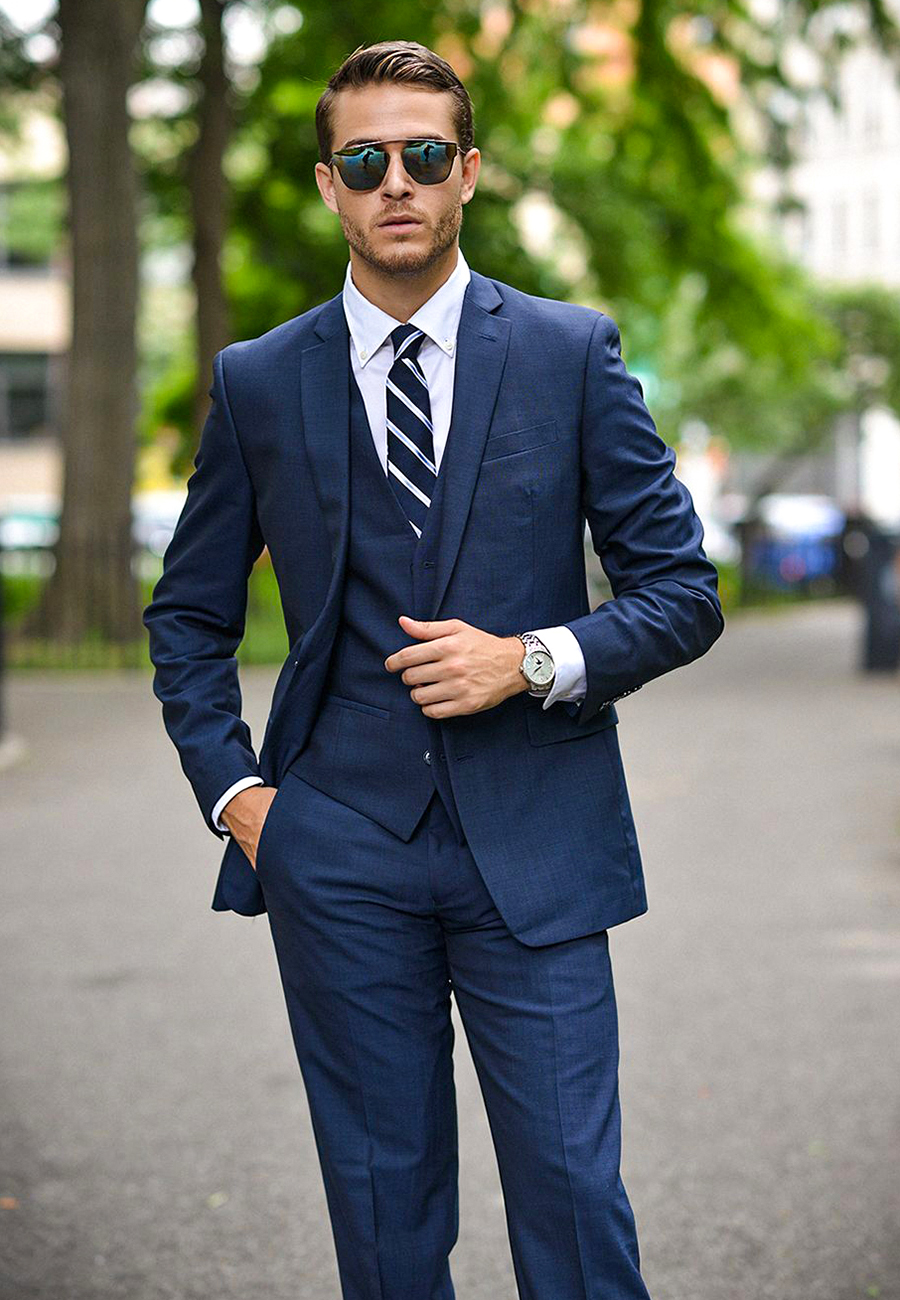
[335,135,445,150]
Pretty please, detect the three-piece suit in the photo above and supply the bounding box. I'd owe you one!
[144,247,724,1299]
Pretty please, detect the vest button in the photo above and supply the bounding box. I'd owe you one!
[423,750,431,764]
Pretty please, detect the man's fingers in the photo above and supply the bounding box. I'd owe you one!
[385,639,452,672]
[398,615,463,639]
[410,681,462,707]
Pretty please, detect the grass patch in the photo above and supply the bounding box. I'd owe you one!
[4,556,289,669]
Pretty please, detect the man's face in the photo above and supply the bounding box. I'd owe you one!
[315,83,480,278]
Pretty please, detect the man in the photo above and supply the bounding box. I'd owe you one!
[144,38,723,1300]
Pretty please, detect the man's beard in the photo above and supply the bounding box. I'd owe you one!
[339,199,463,278]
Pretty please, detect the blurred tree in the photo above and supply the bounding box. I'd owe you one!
[187,0,235,437]
[20,0,149,650]
[139,0,900,471]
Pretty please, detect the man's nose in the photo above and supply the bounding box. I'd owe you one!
[381,148,415,197]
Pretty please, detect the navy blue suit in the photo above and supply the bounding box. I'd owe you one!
[144,268,723,1298]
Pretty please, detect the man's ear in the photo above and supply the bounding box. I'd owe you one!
[461,147,480,204]
[314,162,340,216]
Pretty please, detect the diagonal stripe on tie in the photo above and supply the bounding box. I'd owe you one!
[386,324,437,535]
[386,377,434,433]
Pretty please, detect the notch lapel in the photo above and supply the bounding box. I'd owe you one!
[429,271,510,618]
[298,271,510,620]
[300,292,352,572]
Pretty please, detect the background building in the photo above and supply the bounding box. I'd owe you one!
[0,103,67,499]
[738,12,900,528]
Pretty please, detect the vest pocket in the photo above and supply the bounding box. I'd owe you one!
[326,693,391,720]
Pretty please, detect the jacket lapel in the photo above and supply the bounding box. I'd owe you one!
[428,272,509,617]
[298,269,510,617]
[300,291,351,572]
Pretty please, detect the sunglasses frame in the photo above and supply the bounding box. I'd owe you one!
[328,138,467,191]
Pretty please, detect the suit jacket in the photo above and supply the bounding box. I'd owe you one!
[143,268,724,944]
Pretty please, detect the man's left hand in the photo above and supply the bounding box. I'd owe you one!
[384,615,530,718]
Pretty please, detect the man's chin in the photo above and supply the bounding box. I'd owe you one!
[356,243,441,277]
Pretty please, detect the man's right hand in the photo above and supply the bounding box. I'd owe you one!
[221,785,279,872]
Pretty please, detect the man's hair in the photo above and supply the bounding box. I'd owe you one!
[315,40,475,164]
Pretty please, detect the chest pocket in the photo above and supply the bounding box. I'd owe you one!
[482,419,558,462]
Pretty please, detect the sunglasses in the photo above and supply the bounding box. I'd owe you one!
[328,138,466,192]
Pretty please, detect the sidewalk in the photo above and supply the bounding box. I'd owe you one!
[2,597,898,1299]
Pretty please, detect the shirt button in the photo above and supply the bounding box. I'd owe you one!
[423,750,431,764]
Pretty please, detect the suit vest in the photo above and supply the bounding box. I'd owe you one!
[290,362,467,845]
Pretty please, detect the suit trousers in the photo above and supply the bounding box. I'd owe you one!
[254,765,652,1300]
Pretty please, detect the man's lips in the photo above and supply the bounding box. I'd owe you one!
[379,217,422,229]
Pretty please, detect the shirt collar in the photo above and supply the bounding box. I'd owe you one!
[342,246,471,368]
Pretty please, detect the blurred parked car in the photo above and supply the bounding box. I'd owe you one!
[0,490,188,575]
[737,493,846,592]
[131,490,188,558]
[0,494,59,553]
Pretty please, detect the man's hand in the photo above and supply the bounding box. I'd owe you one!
[384,615,529,718]
[221,785,279,871]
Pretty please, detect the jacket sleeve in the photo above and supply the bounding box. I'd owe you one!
[143,346,266,837]
[564,313,724,725]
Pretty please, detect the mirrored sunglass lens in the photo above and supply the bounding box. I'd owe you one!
[337,148,388,190]
[402,141,454,184]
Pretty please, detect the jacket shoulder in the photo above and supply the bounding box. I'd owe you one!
[487,274,615,344]
[218,294,340,372]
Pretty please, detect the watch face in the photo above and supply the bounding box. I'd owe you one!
[523,650,554,686]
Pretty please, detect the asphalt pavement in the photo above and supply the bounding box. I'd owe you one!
[2,597,898,1300]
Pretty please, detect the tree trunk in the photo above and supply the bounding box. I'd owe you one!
[23,0,148,654]
[188,0,232,437]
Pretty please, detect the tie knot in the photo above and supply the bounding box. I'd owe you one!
[390,323,425,361]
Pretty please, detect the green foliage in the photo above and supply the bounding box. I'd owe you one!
[15,0,897,480]
[0,177,65,265]
[823,282,900,414]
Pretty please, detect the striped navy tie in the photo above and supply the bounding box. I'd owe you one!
[386,323,437,538]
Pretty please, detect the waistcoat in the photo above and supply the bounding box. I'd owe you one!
[289,360,467,844]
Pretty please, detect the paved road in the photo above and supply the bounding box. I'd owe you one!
[2,598,899,1300]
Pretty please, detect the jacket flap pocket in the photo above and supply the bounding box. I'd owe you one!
[525,699,618,746]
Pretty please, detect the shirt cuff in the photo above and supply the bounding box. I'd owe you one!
[525,625,587,713]
[212,776,265,834]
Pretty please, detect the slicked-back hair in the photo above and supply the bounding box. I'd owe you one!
[316,40,475,164]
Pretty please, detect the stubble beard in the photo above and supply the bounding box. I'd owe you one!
[339,197,463,279]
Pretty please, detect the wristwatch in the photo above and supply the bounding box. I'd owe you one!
[515,632,556,695]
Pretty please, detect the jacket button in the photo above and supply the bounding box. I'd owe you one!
[423,750,431,764]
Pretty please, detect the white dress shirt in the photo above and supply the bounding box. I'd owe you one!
[212,247,587,833]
